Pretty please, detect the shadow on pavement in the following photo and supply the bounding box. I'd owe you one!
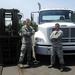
[24,55,75,73]
[23,61,43,69]
[3,55,75,73]
[63,66,71,72]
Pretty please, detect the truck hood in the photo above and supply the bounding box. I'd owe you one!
[35,22,75,45]
[38,22,75,28]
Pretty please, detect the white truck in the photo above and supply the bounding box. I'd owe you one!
[31,8,75,57]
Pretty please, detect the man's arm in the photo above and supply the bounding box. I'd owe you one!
[55,31,63,39]
[30,26,35,35]
[50,32,56,42]
[50,32,54,40]
[21,26,31,36]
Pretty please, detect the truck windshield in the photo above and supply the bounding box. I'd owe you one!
[39,10,73,24]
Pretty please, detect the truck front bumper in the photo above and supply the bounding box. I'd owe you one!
[34,45,75,55]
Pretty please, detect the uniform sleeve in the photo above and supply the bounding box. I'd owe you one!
[50,32,54,40]
[21,26,31,36]
[30,26,35,35]
[50,32,55,42]
[55,31,63,39]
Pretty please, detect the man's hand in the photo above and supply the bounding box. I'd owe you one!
[27,32,31,36]
[51,38,58,42]
[32,30,35,34]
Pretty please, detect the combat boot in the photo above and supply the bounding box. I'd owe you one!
[27,60,34,65]
[60,64,64,72]
[48,64,54,68]
[19,64,24,68]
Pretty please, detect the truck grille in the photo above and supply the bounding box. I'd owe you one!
[52,28,75,42]
[71,28,75,37]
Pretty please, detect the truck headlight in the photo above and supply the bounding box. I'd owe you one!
[35,37,45,43]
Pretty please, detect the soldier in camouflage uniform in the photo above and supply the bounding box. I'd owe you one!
[49,23,64,72]
[19,19,35,68]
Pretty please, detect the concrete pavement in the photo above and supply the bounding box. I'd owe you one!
[2,65,75,75]
[2,56,75,75]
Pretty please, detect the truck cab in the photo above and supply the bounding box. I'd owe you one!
[31,8,75,55]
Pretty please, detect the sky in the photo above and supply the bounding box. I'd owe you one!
[0,0,75,20]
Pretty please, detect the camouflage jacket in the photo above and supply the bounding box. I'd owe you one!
[21,25,35,44]
[50,30,63,47]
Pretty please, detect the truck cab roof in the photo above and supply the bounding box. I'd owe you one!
[40,8,72,11]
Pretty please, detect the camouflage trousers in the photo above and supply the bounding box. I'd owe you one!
[50,47,64,65]
[19,43,32,64]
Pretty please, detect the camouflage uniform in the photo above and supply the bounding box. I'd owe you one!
[19,25,35,64]
[50,30,64,65]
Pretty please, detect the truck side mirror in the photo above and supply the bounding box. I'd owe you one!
[31,13,34,22]
[72,12,75,22]
[31,13,35,25]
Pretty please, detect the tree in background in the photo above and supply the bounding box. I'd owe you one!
[31,22,38,32]
[20,20,38,32]
[6,23,12,29]
[6,20,38,32]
